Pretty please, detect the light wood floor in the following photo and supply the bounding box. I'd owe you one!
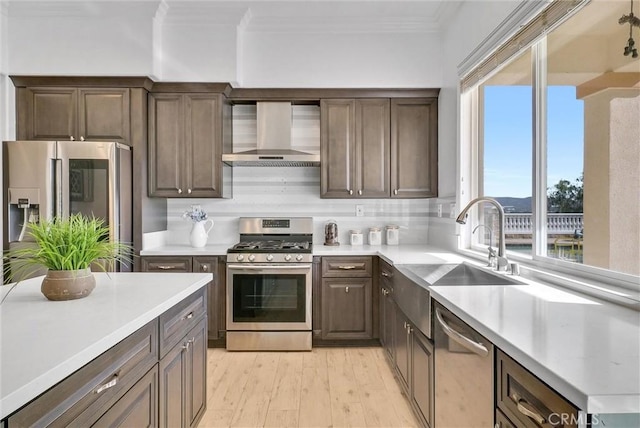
[198,347,421,428]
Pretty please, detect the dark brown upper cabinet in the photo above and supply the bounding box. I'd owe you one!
[16,86,131,144]
[321,98,390,198]
[148,92,231,198]
[321,97,437,199]
[390,98,438,198]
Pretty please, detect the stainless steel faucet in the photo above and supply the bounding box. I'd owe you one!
[457,197,509,271]
[472,224,497,268]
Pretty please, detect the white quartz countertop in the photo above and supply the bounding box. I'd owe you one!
[140,244,231,256]
[0,272,212,419]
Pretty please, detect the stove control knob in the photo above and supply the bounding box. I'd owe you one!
[248,254,256,262]
[266,254,274,262]
[296,254,304,262]
[236,254,244,262]
[284,254,292,262]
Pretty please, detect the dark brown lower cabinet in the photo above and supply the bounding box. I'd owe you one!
[159,317,207,428]
[321,277,373,340]
[411,328,434,427]
[393,305,410,390]
[141,255,225,345]
[93,365,158,427]
[495,409,517,428]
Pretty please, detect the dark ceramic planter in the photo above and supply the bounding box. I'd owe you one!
[41,268,96,301]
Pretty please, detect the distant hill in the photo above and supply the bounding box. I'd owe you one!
[495,197,532,213]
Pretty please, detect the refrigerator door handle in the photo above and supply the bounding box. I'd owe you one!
[55,158,64,218]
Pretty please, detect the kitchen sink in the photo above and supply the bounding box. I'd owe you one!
[431,263,523,286]
[400,262,525,286]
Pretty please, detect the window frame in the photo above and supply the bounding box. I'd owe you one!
[457,0,640,303]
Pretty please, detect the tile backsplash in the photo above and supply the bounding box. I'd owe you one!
[163,167,432,247]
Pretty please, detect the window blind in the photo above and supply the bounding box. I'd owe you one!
[460,0,588,92]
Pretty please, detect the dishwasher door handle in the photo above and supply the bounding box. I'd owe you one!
[435,308,489,357]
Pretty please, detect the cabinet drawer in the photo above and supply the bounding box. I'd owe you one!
[495,408,517,428]
[322,256,372,277]
[141,257,192,272]
[159,288,207,357]
[496,349,579,428]
[9,320,158,427]
[379,259,394,287]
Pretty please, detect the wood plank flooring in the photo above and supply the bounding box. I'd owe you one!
[198,347,421,428]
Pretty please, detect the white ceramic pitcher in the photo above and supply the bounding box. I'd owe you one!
[189,219,214,248]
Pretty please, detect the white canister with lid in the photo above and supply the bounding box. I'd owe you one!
[369,227,382,246]
[386,225,400,245]
[350,230,363,246]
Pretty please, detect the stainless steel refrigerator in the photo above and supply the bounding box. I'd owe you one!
[2,140,132,279]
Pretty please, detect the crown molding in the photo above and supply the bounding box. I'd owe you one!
[160,3,249,26]
[245,15,439,34]
[7,1,161,19]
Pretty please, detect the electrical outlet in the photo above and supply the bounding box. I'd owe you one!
[437,204,443,217]
[356,205,364,217]
[449,203,456,218]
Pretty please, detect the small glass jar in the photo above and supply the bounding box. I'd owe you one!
[369,227,382,246]
[386,225,400,245]
[350,230,363,246]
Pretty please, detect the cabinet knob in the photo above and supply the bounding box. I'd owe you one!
[358,190,362,195]
[345,286,349,293]
[178,188,183,194]
[80,136,85,141]
[349,189,353,195]
[188,188,192,194]
[201,265,208,271]
[394,189,398,195]
[70,136,75,141]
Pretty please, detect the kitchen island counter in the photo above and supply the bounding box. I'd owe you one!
[0,272,212,419]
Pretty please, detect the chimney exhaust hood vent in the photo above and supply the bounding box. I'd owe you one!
[222,101,320,167]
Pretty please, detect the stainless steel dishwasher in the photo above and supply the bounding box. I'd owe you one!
[434,301,494,427]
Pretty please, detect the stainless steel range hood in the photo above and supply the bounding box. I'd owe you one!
[223,102,320,167]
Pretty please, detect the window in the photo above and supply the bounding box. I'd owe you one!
[462,0,640,282]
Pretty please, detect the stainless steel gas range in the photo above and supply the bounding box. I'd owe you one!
[226,217,313,351]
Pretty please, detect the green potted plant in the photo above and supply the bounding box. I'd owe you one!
[3,214,131,301]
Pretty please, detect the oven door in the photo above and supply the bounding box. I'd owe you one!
[226,263,312,331]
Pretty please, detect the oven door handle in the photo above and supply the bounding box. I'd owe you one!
[227,264,312,271]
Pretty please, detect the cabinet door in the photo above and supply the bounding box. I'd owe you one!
[18,87,77,140]
[321,99,356,198]
[394,307,410,391]
[93,365,158,428]
[78,88,130,143]
[159,336,186,428]
[380,286,396,361]
[355,99,390,198]
[185,94,222,197]
[185,318,207,428]
[411,329,434,428]
[194,256,219,340]
[148,93,185,197]
[390,98,438,198]
[321,277,372,339]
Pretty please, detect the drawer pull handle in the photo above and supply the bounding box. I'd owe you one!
[337,265,356,270]
[345,286,349,293]
[181,311,194,321]
[381,271,391,277]
[435,308,489,357]
[382,288,389,296]
[95,374,118,394]
[511,392,546,425]
[157,265,176,270]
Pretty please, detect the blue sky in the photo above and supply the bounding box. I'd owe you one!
[484,85,584,198]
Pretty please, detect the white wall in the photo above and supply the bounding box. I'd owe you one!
[242,31,441,87]
[7,3,155,76]
[430,0,522,249]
